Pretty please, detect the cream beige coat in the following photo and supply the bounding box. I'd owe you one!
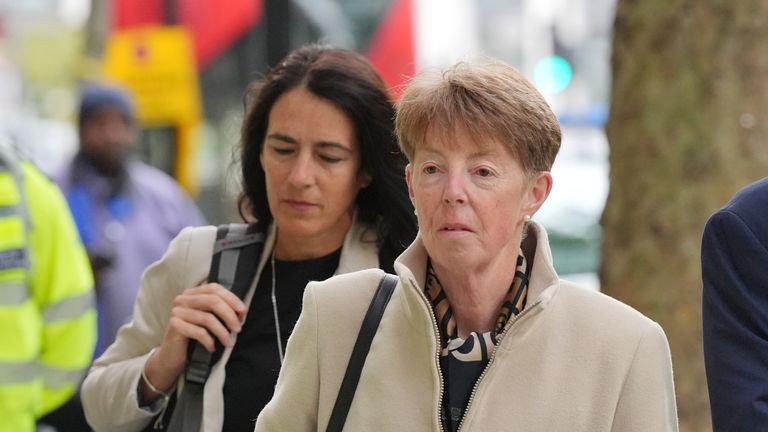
[81,220,380,432]
[255,223,678,431]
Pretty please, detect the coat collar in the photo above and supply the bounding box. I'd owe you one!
[393,221,561,333]
[258,210,380,276]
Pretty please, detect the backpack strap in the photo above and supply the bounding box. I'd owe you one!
[325,273,398,432]
[166,223,265,432]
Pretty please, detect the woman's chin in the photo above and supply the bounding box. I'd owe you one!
[428,244,479,269]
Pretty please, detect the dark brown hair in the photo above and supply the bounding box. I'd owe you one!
[238,44,416,262]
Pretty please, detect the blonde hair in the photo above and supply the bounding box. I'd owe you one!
[395,60,561,175]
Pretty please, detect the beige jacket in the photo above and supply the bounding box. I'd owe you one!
[255,222,678,431]
[81,220,380,432]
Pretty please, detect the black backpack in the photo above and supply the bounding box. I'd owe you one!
[147,223,265,432]
[147,223,397,432]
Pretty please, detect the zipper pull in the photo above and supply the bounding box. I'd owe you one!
[151,393,172,430]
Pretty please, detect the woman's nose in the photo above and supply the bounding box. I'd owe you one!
[287,153,315,187]
[442,171,467,205]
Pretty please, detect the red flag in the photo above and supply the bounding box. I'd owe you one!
[366,0,415,98]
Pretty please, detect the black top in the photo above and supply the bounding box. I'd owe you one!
[222,249,341,432]
[440,351,488,431]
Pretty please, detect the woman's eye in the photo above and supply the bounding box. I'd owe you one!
[423,165,438,174]
[476,167,493,177]
[272,147,293,155]
[319,155,343,163]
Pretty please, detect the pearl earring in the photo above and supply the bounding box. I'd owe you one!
[414,208,418,217]
[521,215,532,241]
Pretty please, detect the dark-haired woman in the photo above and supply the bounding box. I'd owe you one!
[80,44,417,432]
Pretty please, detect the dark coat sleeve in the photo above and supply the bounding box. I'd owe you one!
[702,201,768,430]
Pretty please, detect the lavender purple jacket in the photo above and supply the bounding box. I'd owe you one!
[55,158,205,356]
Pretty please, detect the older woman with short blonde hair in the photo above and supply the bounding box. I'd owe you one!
[255,58,678,432]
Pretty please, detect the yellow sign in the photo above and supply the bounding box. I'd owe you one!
[104,26,202,124]
[103,26,202,195]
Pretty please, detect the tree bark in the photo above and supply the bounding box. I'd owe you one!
[603,1,768,430]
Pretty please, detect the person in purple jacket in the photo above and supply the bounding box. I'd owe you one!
[57,82,206,356]
[42,82,205,431]
[702,176,768,430]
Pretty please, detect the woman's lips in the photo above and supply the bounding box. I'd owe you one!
[284,199,317,210]
[439,223,472,233]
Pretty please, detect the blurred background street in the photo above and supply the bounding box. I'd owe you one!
[4,1,767,431]
[0,0,613,284]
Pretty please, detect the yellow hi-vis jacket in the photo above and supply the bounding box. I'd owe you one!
[0,143,96,432]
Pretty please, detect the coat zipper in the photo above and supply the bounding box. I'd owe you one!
[150,393,173,430]
[413,280,447,432]
[455,299,543,432]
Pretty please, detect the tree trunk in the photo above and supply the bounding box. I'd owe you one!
[603,1,768,430]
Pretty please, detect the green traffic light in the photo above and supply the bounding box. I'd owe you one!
[533,55,573,94]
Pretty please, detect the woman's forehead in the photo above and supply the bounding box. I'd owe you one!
[420,123,509,155]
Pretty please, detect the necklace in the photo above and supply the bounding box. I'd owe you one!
[271,250,284,364]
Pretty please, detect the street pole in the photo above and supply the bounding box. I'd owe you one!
[165,0,177,25]
[265,0,291,67]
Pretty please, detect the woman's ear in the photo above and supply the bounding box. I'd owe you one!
[359,171,372,188]
[405,164,416,204]
[523,171,553,216]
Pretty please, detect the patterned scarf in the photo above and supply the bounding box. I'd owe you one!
[425,252,529,361]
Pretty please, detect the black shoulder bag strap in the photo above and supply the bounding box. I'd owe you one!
[165,223,265,432]
[325,273,398,432]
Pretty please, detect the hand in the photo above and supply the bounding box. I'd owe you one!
[141,283,247,401]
